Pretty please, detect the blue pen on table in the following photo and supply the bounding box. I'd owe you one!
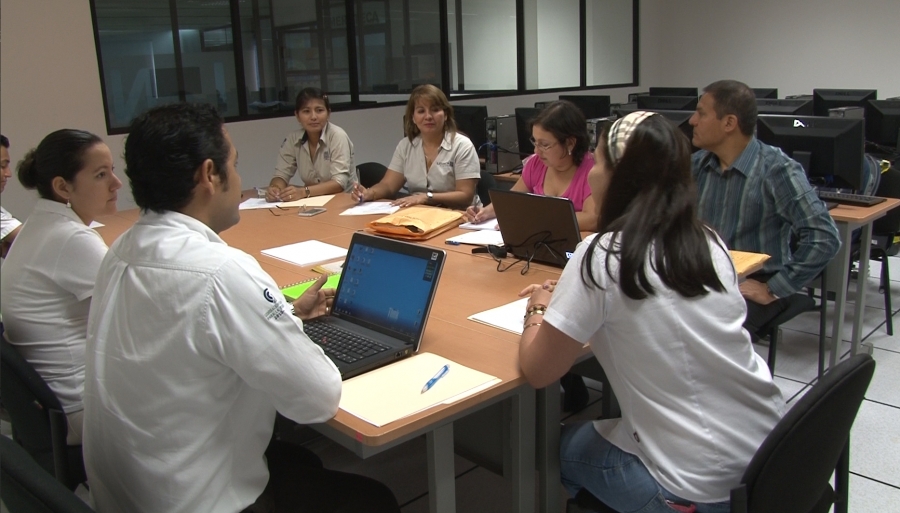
[421,364,450,393]
[445,240,460,246]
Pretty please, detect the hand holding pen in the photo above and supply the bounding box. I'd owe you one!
[421,364,450,393]
[351,183,370,204]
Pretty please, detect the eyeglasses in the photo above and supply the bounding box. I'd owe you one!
[529,137,558,152]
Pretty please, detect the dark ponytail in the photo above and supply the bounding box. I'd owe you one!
[16,129,103,200]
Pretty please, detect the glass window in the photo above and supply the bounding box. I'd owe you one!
[448,0,517,93]
[585,0,634,86]
[524,0,580,90]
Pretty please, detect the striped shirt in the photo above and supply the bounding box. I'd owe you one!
[692,138,840,298]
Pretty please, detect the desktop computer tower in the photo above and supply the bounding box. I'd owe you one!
[485,115,522,174]
[586,116,616,151]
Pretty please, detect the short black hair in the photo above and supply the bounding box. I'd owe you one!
[702,80,757,137]
[125,103,230,214]
[17,129,103,200]
[0,134,9,148]
[529,101,590,166]
[295,87,332,113]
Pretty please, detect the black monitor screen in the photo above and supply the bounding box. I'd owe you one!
[612,106,697,152]
[453,105,489,156]
[558,95,611,119]
[753,88,779,99]
[812,89,877,117]
[756,99,814,116]
[865,100,900,148]
[515,108,541,156]
[757,115,865,191]
[648,87,698,97]
[636,95,698,111]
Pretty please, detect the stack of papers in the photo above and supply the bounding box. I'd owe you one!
[459,219,499,230]
[239,194,336,210]
[340,202,401,216]
[339,352,501,427]
[260,240,347,267]
[467,298,528,335]
[445,230,505,246]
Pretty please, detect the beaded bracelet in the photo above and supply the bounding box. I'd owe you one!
[524,304,547,320]
[523,322,542,330]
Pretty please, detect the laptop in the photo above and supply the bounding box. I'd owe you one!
[303,232,446,379]
[489,189,582,268]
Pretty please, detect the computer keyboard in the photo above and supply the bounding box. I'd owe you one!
[304,322,390,364]
[816,190,886,207]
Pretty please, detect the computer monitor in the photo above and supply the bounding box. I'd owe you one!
[534,101,551,110]
[648,87,698,97]
[636,95,698,111]
[514,107,541,156]
[752,88,779,99]
[812,89,877,117]
[865,100,900,147]
[612,106,697,152]
[558,95,611,119]
[453,105,489,157]
[756,115,865,191]
[756,98,814,116]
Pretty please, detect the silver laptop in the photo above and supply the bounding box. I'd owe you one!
[303,232,446,379]
[489,189,582,268]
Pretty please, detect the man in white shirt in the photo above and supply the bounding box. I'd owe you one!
[1,135,23,258]
[83,103,399,513]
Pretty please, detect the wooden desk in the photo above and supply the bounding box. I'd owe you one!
[826,198,900,365]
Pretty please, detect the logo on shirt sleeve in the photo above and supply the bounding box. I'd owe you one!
[263,288,276,303]
[263,287,288,320]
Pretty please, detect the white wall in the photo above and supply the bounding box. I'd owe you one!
[650,0,900,97]
[0,0,652,220]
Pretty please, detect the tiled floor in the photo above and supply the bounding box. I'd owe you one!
[3,259,900,512]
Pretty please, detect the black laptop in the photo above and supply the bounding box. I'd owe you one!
[488,189,582,268]
[303,232,446,379]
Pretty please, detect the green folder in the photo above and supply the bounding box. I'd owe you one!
[280,273,342,301]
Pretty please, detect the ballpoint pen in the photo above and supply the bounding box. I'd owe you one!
[421,364,450,393]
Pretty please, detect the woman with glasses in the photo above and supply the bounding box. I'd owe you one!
[351,84,480,209]
[465,100,597,231]
[517,112,784,513]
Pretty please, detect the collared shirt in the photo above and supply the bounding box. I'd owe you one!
[83,211,341,513]
[0,199,108,413]
[521,152,594,212]
[545,232,784,503]
[1,205,22,240]
[273,122,357,192]
[692,138,840,298]
[388,131,481,198]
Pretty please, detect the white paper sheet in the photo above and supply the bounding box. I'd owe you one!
[459,219,499,230]
[277,194,335,208]
[340,202,401,216]
[445,230,505,246]
[467,297,529,335]
[89,221,105,229]
[239,198,276,210]
[260,240,347,268]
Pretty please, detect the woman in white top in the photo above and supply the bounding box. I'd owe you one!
[1,129,121,445]
[517,112,784,512]
[266,87,356,201]
[351,84,481,210]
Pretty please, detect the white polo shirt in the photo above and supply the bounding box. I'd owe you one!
[544,232,784,504]
[0,199,107,413]
[273,122,357,192]
[83,210,342,513]
[388,131,481,196]
[1,205,22,240]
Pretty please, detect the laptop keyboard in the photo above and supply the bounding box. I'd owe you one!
[305,322,391,364]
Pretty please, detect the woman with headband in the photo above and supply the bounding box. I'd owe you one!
[516,111,784,512]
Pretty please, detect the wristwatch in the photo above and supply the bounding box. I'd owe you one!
[426,191,434,204]
[304,186,311,198]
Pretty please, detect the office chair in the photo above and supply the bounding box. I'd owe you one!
[0,435,95,513]
[477,170,497,206]
[566,353,875,513]
[356,162,388,188]
[0,336,87,490]
[851,163,900,335]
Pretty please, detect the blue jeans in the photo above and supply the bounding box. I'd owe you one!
[560,422,731,513]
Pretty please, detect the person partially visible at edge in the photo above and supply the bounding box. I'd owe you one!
[82,103,399,513]
[465,100,598,232]
[517,111,784,513]
[1,134,23,258]
[267,87,357,202]
[351,84,481,210]
[689,79,839,339]
[1,129,121,446]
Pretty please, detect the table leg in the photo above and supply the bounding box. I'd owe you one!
[852,223,875,357]
[427,423,456,513]
[537,385,562,513]
[827,223,853,368]
[509,386,536,513]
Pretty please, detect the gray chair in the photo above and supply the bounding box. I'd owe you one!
[567,353,875,513]
[0,435,94,513]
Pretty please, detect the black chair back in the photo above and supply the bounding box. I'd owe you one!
[357,162,388,188]
[0,336,86,489]
[477,170,497,206]
[0,436,95,513]
[872,163,900,237]
[732,353,875,513]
